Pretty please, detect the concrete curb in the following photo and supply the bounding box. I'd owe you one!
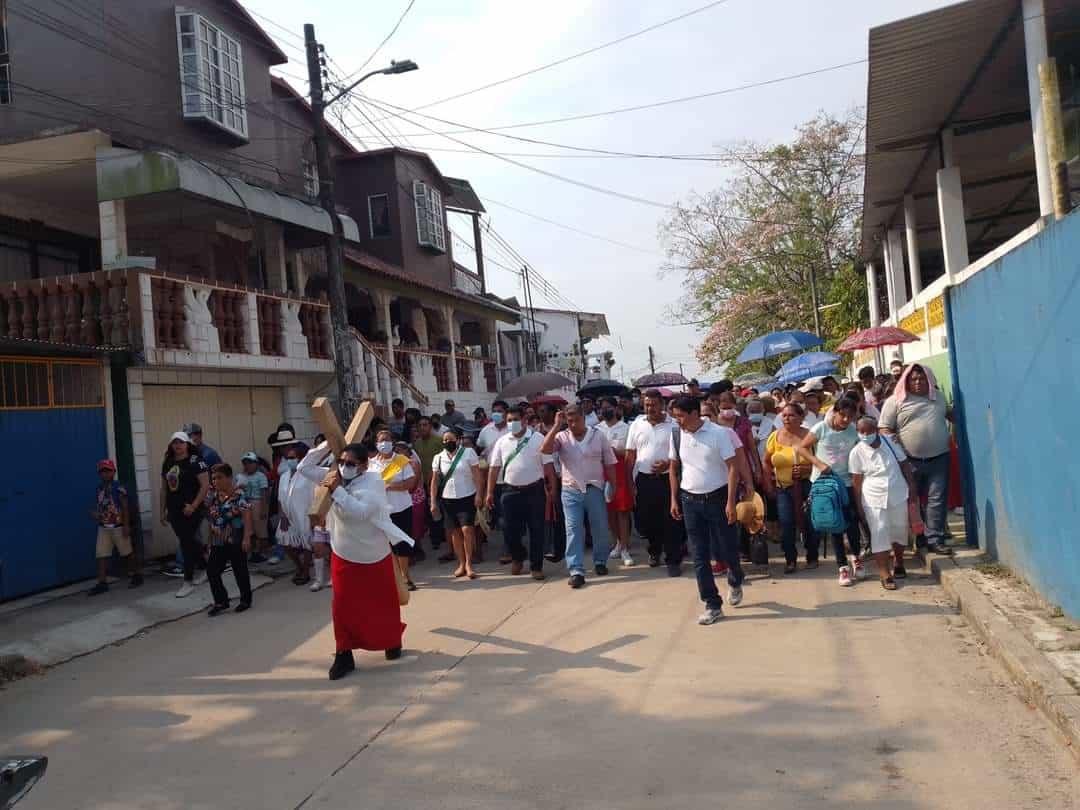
[932,554,1080,760]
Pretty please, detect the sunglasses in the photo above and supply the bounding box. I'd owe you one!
[338,460,360,468]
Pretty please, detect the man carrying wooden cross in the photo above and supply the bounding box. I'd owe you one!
[311,399,415,681]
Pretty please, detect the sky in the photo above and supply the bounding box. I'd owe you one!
[247,0,950,382]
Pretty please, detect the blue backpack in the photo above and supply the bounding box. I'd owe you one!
[808,473,849,534]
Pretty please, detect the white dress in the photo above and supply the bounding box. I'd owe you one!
[276,444,333,549]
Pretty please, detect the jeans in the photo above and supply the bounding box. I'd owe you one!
[562,485,610,575]
[909,452,949,547]
[634,473,683,564]
[206,535,252,606]
[680,488,743,609]
[776,485,819,564]
[169,516,203,582]
[501,481,547,571]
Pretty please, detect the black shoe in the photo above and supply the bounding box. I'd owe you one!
[667,564,683,577]
[892,565,907,580]
[594,564,609,576]
[385,647,403,661]
[329,650,356,680]
[569,573,586,589]
[128,574,144,589]
[208,603,229,617]
[545,553,564,563]
[88,582,108,596]
[234,601,251,613]
[649,555,661,568]
[927,543,953,556]
[406,580,417,592]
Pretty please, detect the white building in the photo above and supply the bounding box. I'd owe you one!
[499,308,612,391]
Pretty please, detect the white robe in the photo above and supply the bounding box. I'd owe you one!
[276,444,333,549]
[328,470,415,564]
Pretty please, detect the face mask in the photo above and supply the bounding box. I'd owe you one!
[749,413,763,425]
[491,412,504,425]
[376,441,393,455]
[858,433,877,445]
[719,409,738,420]
[444,442,458,453]
[508,420,523,435]
[601,408,616,421]
[280,458,298,473]
[339,463,360,481]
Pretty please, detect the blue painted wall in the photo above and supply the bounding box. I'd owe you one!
[949,213,1080,617]
[0,406,107,600]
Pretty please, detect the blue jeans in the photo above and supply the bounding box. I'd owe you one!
[561,485,610,576]
[681,489,743,610]
[909,452,949,547]
[776,485,819,564]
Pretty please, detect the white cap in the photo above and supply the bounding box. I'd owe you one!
[169,431,192,444]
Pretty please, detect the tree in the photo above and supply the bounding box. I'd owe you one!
[659,110,867,373]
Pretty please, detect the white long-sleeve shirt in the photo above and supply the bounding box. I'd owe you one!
[328,470,414,564]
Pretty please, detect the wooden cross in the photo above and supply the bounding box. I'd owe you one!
[308,397,376,522]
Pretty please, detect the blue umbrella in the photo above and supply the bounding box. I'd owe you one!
[735,330,823,363]
[775,352,840,384]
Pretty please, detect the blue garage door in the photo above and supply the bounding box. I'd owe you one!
[0,357,108,600]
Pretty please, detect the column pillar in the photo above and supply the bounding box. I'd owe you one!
[514,333,525,378]
[261,222,287,292]
[99,200,128,267]
[937,167,969,280]
[1023,0,1054,217]
[411,305,429,348]
[443,304,459,390]
[903,194,922,299]
[865,262,881,328]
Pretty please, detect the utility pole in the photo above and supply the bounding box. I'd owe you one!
[521,264,539,372]
[305,24,357,418]
[648,346,656,374]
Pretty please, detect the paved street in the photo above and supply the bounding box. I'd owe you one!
[3,555,1076,810]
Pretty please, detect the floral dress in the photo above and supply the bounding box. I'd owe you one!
[206,489,251,546]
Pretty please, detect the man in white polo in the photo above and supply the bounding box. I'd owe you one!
[626,388,683,573]
[668,395,743,625]
[486,404,557,579]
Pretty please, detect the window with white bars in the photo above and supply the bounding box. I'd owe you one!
[0,0,11,105]
[412,180,446,252]
[303,159,319,197]
[176,10,247,139]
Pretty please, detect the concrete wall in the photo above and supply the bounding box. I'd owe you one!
[949,209,1080,618]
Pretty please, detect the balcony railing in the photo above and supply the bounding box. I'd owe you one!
[432,354,450,391]
[455,357,472,391]
[484,361,498,393]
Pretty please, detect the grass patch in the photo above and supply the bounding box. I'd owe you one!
[975,561,1013,579]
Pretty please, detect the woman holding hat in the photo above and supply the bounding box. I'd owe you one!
[160,431,211,598]
[368,430,419,591]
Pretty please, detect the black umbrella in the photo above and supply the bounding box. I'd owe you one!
[634,371,688,387]
[499,371,574,399]
[577,379,630,399]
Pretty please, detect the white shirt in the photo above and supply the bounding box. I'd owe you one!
[328,471,413,564]
[368,453,415,514]
[802,410,822,429]
[433,447,480,499]
[669,419,736,495]
[276,444,332,546]
[584,412,599,428]
[848,436,908,509]
[626,415,675,476]
[752,414,777,461]
[489,429,553,487]
[476,422,508,460]
[597,419,629,452]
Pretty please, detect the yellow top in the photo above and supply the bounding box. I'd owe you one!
[766,430,801,488]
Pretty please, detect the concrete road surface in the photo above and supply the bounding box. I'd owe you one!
[3,556,1076,809]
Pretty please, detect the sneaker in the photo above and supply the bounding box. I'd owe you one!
[88,582,108,596]
[697,607,724,625]
[193,571,208,586]
[728,585,744,607]
[608,547,620,560]
[851,557,867,580]
[594,564,609,576]
[175,581,195,598]
[248,552,268,565]
[309,579,324,592]
[569,573,586,589]
[648,554,661,568]
[266,554,282,566]
[838,566,853,587]
[620,549,634,567]
[221,563,232,574]
[207,603,229,617]
[163,563,184,578]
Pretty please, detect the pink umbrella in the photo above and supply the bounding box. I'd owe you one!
[836,326,919,353]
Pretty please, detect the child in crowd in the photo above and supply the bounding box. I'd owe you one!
[88,459,142,595]
[237,451,271,564]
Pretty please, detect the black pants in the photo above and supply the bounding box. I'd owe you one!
[206,539,252,606]
[501,481,547,571]
[547,481,566,560]
[390,507,414,557]
[634,473,683,564]
[170,516,204,582]
[426,499,445,548]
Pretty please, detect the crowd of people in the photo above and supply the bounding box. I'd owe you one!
[88,362,957,676]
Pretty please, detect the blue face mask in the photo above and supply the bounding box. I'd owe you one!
[749,413,763,425]
[491,412,504,425]
[858,433,877,445]
[508,420,523,435]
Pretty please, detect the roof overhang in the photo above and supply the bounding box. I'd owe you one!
[576,312,610,340]
[861,0,1080,263]
[96,147,359,240]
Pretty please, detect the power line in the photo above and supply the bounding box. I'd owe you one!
[398,0,737,112]
[341,0,418,81]
[481,197,662,256]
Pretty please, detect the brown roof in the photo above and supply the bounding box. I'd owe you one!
[225,1,289,65]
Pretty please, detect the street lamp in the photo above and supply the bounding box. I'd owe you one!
[305,22,417,419]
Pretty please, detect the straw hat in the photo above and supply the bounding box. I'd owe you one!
[735,492,765,534]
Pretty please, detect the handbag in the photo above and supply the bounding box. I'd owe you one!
[881,437,924,535]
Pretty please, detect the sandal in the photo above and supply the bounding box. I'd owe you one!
[893,565,907,579]
[881,577,897,591]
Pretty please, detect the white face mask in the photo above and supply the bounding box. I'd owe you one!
[339,463,361,481]
[857,433,877,445]
[376,441,393,455]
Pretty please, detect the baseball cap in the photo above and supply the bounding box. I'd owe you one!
[169,431,192,444]
[241,451,258,463]
[182,422,203,435]
[97,459,117,472]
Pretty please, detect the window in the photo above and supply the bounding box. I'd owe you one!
[0,358,102,410]
[0,0,11,105]
[368,194,391,238]
[412,180,446,252]
[176,11,247,139]
[303,159,319,197]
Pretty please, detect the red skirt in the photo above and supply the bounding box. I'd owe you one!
[331,552,406,653]
[607,454,634,513]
